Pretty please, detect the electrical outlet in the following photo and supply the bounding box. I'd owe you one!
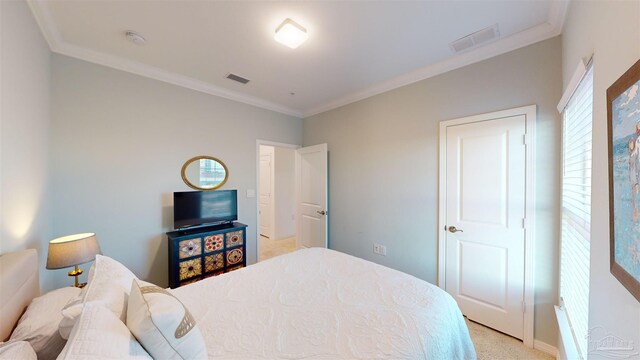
[373,243,387,256]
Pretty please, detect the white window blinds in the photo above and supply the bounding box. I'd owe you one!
[560,65,593,358]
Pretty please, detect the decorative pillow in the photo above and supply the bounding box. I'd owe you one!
[58,255,137,339]
[127,279,207,359]
[58,303,151,360]
[9,286,81,360]
[59,282,128,339]
[0,341,37,360]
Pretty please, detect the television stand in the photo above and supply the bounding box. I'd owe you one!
[166,222,247,288]
[172,222,235,236]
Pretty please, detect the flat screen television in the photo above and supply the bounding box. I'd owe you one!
[173,190,237,229]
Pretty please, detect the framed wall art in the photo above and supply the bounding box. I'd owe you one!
[607,58,640,302]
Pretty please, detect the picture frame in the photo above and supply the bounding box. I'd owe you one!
[607,58,640,302]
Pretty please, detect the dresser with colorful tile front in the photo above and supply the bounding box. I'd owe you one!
[167,222,247,288]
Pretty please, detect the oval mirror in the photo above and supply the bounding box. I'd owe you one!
[181,156,228,191]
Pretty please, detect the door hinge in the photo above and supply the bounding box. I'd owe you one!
[522,218,526,229]
[522,301,526,313]
[522,134,527,145]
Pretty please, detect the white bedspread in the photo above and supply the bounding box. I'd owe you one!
[173,248,476,359]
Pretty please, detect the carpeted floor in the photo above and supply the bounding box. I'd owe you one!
[259,235,297,260]
[467,319,554,360]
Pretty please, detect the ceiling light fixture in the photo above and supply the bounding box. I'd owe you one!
[274,18,308,49]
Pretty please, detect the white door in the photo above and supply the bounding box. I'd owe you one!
[444,115,526,339]
[296,143,328,248]
[259,148,273,238]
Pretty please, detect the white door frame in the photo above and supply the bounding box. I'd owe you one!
[256,140,300,262]
[437,104,536,348]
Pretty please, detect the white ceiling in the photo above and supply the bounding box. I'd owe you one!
[28,0,568,118]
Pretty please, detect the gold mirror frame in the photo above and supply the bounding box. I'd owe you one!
[181,156,229,191]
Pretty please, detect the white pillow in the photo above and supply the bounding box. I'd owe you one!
[84,254,137,299]
[59,255,137,339]
[0,341,37,360]
[127,279,207,360]
[58,303,152,360]
[57,261,96,338]
[9,286,81,360]
[57,296,82,341]
[59,282,128,339]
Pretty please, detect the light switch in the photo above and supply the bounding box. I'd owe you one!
[246,189,256,198]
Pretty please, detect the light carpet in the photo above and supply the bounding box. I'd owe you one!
[467,319,554,360]
[259,236,297,261]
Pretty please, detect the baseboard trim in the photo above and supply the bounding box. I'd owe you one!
[534,339,558,358]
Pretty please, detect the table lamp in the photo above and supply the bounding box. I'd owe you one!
[46,233,102,288]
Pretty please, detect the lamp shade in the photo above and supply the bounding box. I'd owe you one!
[46,233,102,269]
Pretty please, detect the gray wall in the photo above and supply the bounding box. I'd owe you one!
[562,1,640,357]
[0,0,54,290]
[303,37,562,345]
[51,55,302,289]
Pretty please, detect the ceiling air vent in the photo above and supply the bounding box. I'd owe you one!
[449,24,500,54]
[225,73,250,84]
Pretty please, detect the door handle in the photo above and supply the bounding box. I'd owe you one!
[317,210,328,216]
[447,226,463,233]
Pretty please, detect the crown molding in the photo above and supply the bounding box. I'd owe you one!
[303,1,570,117]
[27,0,569,120]
[548,0,571,34]
[26,0,62,50]
[26,0,304,118]
[56,41,304,117]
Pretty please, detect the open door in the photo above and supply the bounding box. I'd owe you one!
[259,147,273,239]
[296,143,328,248]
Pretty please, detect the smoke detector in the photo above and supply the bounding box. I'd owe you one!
[449,24,500,53]
[125,31,146,46]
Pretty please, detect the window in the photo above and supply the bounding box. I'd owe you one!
[560,64,593,358]
[199,159,226,187]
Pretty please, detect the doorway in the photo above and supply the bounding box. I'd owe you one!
[438,105,536,347]
[258,143,298,261]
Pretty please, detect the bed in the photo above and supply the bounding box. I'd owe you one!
[0,247,476,359]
